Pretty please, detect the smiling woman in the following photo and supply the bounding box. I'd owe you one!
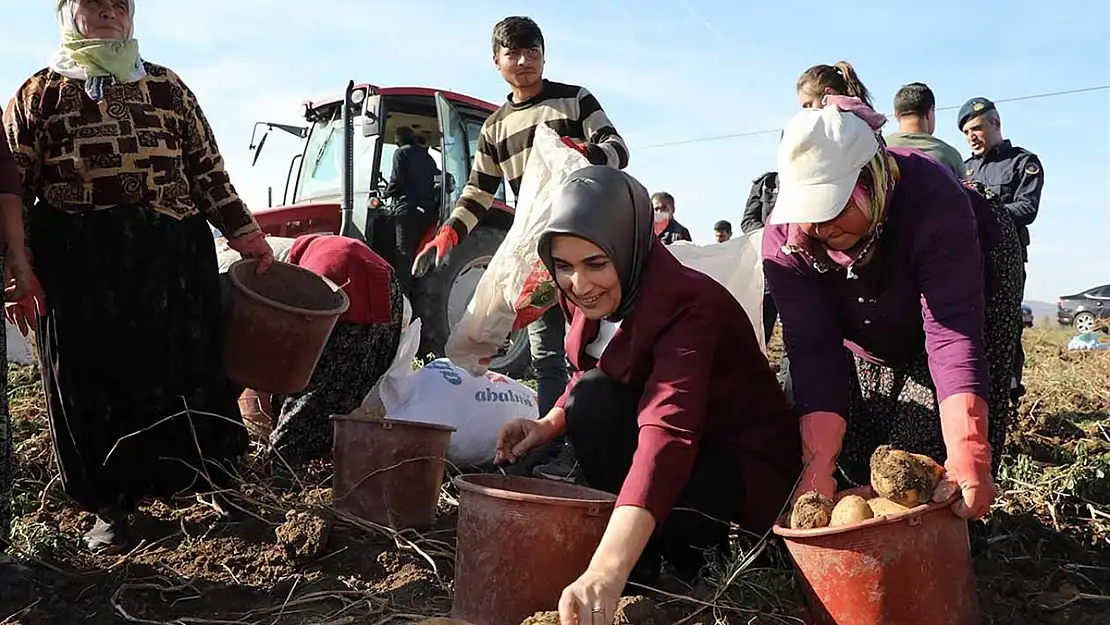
[2,0,275,555]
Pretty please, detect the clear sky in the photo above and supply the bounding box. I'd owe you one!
[1,0,1108,303]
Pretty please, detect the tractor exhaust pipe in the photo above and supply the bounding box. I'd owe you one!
[339,80,357,238]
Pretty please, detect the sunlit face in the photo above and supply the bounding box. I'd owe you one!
[75,0,131,39]
[715,229,731,243]
[962,115,1001,156]
[798,201,871,251]
[494,45,544,91]
[798,86,835,109]
[549,235,622,320]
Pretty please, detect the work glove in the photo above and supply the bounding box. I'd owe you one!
[4,269,45,337]
[560,136,591,159]
[412,222,461,278]
[796,411,847,499]
[227,230,274,274]
[938,393,996,519]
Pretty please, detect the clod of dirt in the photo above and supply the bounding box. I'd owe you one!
[275,508,332,562]
[520,612,560,625]
[790,490,834,529]
[830,494,874,527]
[615,596,666,624]
[868,497,911,517]
[869,445,943,507]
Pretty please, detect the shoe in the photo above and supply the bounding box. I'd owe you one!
[532,442,583,483]
[83,509,130,555]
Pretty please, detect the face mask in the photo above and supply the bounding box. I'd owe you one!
[654,210,670,223]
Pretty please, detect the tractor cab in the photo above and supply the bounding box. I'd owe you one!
[247,83,530,375]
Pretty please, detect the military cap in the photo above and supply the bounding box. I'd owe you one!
[957,97,996,130]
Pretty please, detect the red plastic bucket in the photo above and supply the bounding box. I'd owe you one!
[772,486,980,625]
[450,475,616,625]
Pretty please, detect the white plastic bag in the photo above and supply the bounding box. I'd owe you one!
[446,125,590,376]
[364,319,539,467]
[665,229,767,353]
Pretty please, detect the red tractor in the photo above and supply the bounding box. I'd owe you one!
[247,81,531,375]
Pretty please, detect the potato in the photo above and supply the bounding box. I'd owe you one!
[868,496,912,517]
[869,445,944,507]
[790,490,834,529]
[830,494,875,527]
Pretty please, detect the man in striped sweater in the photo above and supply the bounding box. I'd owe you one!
[415,16,628,479]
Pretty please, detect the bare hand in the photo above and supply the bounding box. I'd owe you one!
[558,568,623,625]
[494,418,557,465]
[5,266,45,337]
[4,247,34,302]
[227,231,274,274]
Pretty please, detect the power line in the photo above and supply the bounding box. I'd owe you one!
[636,84,1110,150]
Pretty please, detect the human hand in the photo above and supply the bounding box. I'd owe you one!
[412,223,460,278]
[227,231,274,274]
[494,418,559,465]
[795,411,846,500]
[4,245,34,302]
[560,136,590,159]
[938,393,995,519]
[4,269,45,337]
[557,567,624,625]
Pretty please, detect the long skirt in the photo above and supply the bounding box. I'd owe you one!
[0,254,10,546]
[29,203,246,514]
[269,278,403,466]
[837,193,1025,485]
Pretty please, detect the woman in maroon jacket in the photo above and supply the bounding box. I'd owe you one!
[495,166,800,624]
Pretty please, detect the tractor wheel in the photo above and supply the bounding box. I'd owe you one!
[411,227,532,377]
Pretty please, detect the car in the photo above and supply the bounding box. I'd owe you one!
[1021,304,1034,328]
[1057,284,1110,333]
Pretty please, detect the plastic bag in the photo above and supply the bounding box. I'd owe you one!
[1067,332,1109,351]
[665,230,767,354]
[446,125,590,375]
[364,319,540,466]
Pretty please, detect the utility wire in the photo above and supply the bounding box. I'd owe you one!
[635,84,1110,150]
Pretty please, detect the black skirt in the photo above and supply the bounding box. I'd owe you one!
[29,203,246,514]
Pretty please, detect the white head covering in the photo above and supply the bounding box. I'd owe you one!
[48,0,145,94]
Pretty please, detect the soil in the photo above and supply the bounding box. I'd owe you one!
[868,445,943,507]
[789,490,833,529]
[519,597,667,625]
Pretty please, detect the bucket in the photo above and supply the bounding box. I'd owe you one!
[223,258,350,394]
[772,486,980,625]
[330,413,455,529]
[450,475,616,625]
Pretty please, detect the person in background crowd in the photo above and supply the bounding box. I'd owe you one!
[885,82,964,177]
[265,235,403,475]
[713,219,732,243]
[764,99,1023,522]
[796,61,874,110]
[3,0,273,554]
[960,97,1044,404]
[742,171,780,343]
[495,167,799,623]
[0,133,31,569]
[413,16,629,481]
[651,191,692,244]
[384,125,438,295]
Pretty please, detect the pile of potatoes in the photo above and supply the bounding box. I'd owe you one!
[789,445,948,530]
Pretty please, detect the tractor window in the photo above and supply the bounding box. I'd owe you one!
[465,119,509,204]
[294,112,377,203]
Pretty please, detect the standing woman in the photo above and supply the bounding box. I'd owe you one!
[3,0,274,554]
[796,61,873,110]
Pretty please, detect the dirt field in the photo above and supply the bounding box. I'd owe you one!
[2,328,1108,624]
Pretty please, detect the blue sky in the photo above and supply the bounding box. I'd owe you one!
[1,0,1107,303]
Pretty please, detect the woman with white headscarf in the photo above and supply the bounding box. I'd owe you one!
[2,0,273,554]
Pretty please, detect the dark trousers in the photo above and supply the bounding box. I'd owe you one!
[393,204,435,295]
[762,291,778,344]
[564,369,744,583]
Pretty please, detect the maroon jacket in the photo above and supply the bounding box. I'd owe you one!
[554,242,800,532]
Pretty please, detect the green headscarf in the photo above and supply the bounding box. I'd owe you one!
[49,0,145,99]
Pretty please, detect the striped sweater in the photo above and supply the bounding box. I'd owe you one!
[449,80,629,235]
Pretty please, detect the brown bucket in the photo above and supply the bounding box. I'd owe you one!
[223,258,349,394]
[450,475,616,625]
[331,413,455,530]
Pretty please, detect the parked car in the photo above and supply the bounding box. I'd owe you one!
[1021,305,1034,328]
[1058,284,1110,333]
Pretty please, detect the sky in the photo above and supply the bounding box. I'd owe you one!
[0,0,1108,303]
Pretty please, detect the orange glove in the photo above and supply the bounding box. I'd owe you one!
[412,223,461,278]
[4,270,45,337]
[796,411,847,499]
[227,230,274,274]
[939,393,995,519]
[560,136,591,159]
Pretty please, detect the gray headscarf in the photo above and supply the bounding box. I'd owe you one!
[537,166,656,321]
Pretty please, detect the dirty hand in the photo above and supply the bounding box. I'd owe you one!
[939,393,996,519]
[494,416,561,465]
[796,411,847,499]
[412,223,461,279]
[227,231,274,274]
[558,568,623,625]
[4,269,46,337]
[560,136,591,160]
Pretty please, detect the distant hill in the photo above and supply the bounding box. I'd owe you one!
[1025,300,1058,327]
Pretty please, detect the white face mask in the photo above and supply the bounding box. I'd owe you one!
[654,210,670,223]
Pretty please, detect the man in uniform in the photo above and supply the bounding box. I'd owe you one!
[959,96,1045,403]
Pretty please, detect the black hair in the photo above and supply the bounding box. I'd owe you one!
[714,220,732,233]
[491,16,544,54]
[650,191,675,206]
[893,82,936,118]
[394,126,416,146]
